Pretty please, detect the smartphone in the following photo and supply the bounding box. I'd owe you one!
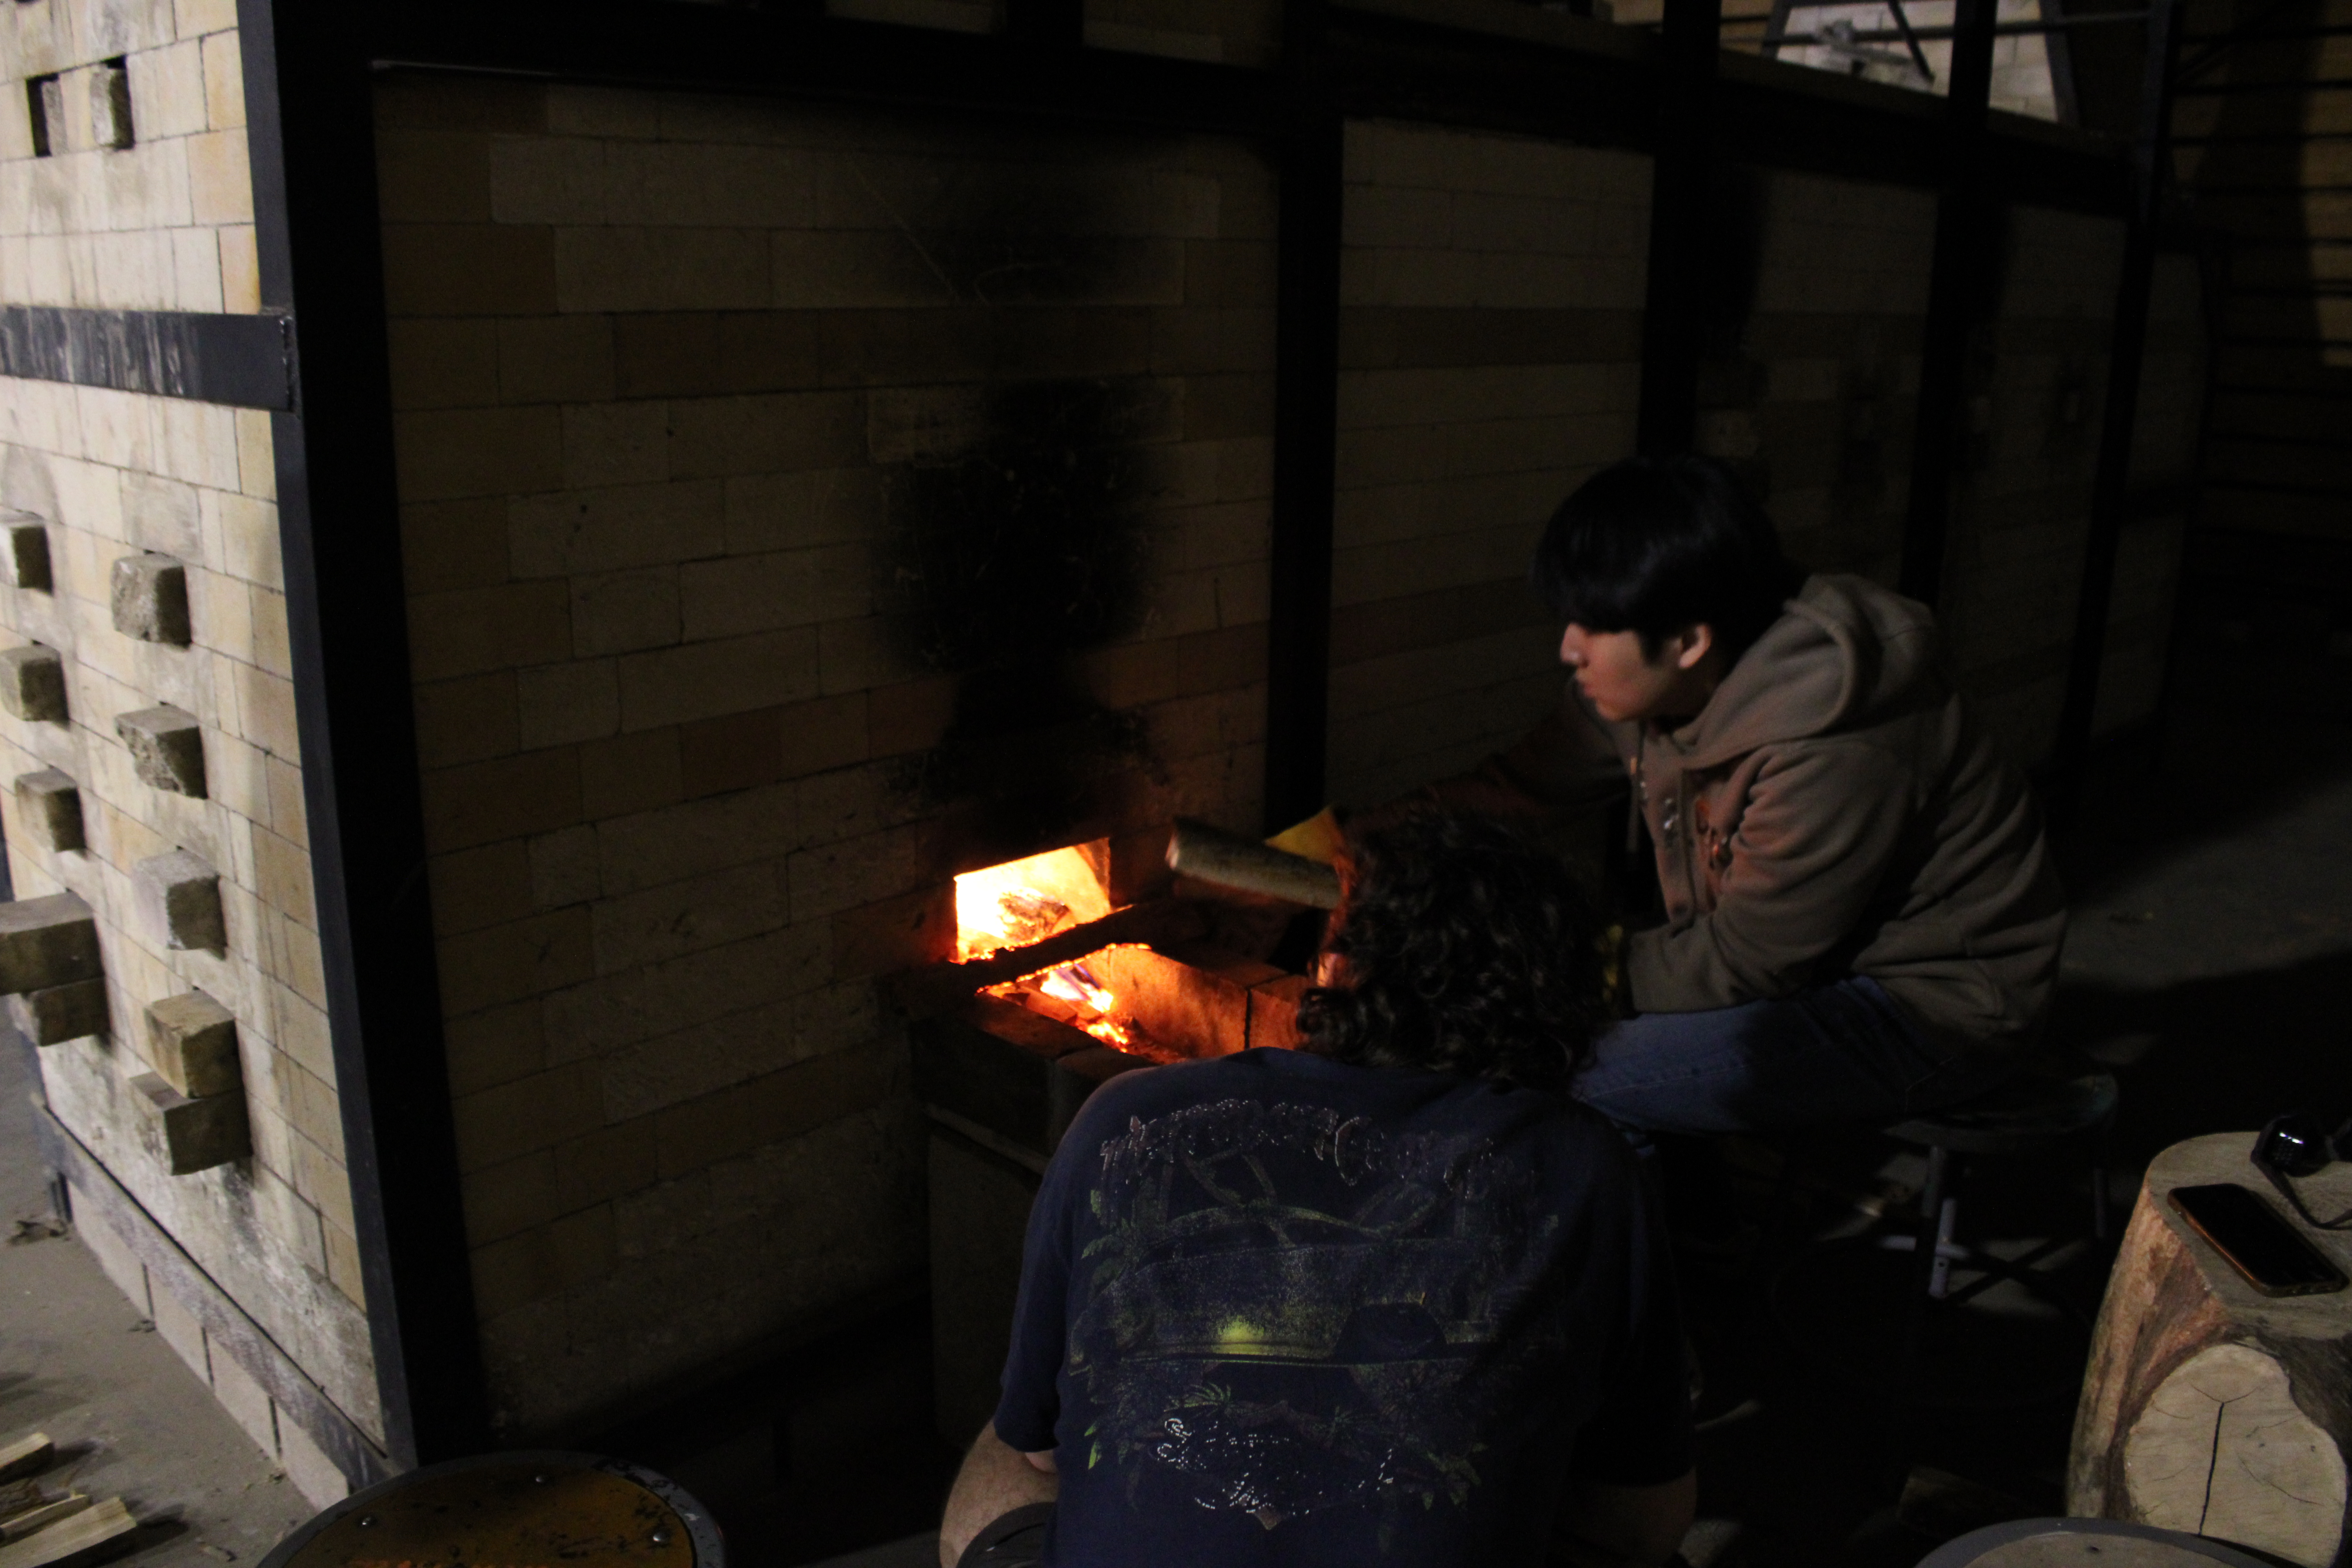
[2170,1183,2349,1297]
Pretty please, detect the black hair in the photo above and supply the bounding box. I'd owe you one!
[1296,807,1605,1092]
[1531,455,1800,662]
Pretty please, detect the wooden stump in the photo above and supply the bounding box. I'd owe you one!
[2069,1132,2352,1566]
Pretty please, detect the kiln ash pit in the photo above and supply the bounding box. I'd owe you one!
[904,833,1321,1167]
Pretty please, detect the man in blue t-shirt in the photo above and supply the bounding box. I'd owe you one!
[938,809,1696,1568]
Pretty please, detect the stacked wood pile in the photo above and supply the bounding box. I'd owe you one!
[0,1432,136,1567]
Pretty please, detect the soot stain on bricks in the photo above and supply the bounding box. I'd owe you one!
[877,377,1164,858]
[857,143,1183,858]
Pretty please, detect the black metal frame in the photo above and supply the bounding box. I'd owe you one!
[1265,0,1347,833]
[0,305,291,408]
[2051,0,2186,818]
[236,0,490,1466]
[1898,0,2001,608]
[204,0,2161,1466]
[1638,0,1724,458]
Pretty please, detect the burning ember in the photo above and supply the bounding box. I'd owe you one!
[982,946,1185,1062]
[954,843,1112,962]
[953,843,1195,1063]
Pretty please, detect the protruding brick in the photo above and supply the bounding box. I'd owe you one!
[145,991,240,1098]
[13,769,84,852]
[0,892,101,995]
[0,646,67,723]
[110,554,191,646]
[133,851,225,952]
[9,977,108,1045]
[116,706,207,797]
[0,515,52,592]
[129,1071,250,1174]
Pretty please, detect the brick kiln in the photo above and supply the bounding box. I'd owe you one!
[0,0,2210,1495]
[902,826,1332,1440]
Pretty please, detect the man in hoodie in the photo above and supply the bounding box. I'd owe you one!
[1446,456,2065,1135]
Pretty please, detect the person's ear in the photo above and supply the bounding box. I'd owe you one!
[1672,624,1715,671]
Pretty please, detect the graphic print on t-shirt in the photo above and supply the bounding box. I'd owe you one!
[1068,1096,1565,1541]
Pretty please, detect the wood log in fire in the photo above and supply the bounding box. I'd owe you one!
[1165,819,1340,909]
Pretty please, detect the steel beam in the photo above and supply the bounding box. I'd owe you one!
[1898,0,2002,607]
[1265,4,1346,833]
[2052,0,2186,817]
[0,306,291,409]
[236,0,490,1467]
[363,0,1274,138]
[1639,0,1725,457]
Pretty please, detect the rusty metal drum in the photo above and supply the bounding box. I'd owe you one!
[258,1452,723,1568]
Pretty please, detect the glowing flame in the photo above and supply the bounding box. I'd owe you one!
[1038,962,1134,1047]
[983,947,1152,1053]
[954,844,1112,962]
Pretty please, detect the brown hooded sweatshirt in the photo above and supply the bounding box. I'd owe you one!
[1465,573,2066,1058]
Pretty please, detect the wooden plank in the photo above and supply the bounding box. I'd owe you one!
[0,1500,132,1568]
[0,1441,49,1486]
[0,1497,87,1543]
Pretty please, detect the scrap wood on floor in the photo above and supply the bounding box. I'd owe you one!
[0,1434,136,1568]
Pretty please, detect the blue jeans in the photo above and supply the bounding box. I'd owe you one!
[1572,977,2014,1136]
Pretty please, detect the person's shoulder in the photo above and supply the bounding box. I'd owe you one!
[1054,1050,1271,1144]
[1377,1071,1642,1172]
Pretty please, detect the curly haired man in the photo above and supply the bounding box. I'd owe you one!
[939,809,1695,1568]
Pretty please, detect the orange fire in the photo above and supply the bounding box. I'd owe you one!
[954,844,1111,962]
[957,842,1149,1052]
[984,954,1147,1053]
[1034,961,1135,1048]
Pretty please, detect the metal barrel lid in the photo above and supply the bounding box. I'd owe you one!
[259,1451,723,1568]
[1915,1518,2276,1568]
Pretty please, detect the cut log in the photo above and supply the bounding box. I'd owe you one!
[1165,819,1339,909]
[0,1439,48,1485]
[0,1499,131,1568]
[2069,1132,2352,1566]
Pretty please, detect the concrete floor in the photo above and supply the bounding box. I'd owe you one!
[1684,704,2352,1565]
[6,699,2351,1567]
[0,1039,315,1564]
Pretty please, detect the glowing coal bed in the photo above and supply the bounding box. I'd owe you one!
[952,843,1183,1062]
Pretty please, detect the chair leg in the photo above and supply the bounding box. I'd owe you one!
[1895,1148,1950,1391]
[1910,1145,1951,1301]
[1929,1169,1962,1300]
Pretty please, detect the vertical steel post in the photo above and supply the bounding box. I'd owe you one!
[2051,0,2185,817]
[1265,0,1345,833]
[1637,0,1725,458]
[1898,0,2002,607]
[236,0,489,1466]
